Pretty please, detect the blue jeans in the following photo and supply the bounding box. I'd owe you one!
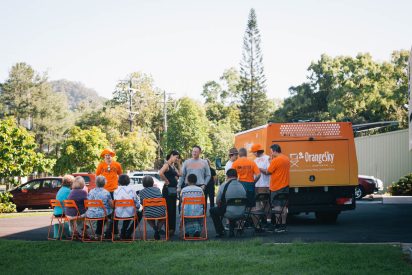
[239,181,256,207]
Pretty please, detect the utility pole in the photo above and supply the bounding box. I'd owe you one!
[116,78,139,132]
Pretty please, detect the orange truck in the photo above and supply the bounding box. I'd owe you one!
[234,122,358,222]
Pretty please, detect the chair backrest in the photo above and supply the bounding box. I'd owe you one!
[255,193,270,202]
[84,199,107,216]
[114,199,135,208]
[182,196,205,206]
[63,200,80,216]
[143,198,166,207]
[50,199,62,209]
[226,198,248,206]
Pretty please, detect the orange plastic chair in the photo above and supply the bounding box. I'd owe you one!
[180,196,208,240]
[141,198,168,241]
[47,199,64,240]
[62,200,83,241]
[112,199,138,242]
[82,200,107,242]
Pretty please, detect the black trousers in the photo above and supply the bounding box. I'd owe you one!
[205,184,215,209]
[209,206,236,234]
[165,195,177,231]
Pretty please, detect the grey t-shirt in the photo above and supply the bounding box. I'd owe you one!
[178,158,211,188]
[216,179,247,219]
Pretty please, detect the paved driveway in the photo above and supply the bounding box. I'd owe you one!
[1,202,411,242]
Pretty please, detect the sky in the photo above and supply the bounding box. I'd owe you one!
[0,0,411,101]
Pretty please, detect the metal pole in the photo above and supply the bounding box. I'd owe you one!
[129,80,133,132]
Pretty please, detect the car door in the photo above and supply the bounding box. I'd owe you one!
[38,179,62,207]
[19,180,43,208]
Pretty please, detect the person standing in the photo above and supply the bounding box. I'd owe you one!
[177,145,211,193]
[251,144,271,225]
[205,159,217,210]
[231,148,260,207]
[267,144,290,233]
[159,150,181,236]
[96,148,123,198]
[225,148,239,174]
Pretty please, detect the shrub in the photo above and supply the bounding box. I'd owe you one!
[388,173,412,196]
[0,192,16,213]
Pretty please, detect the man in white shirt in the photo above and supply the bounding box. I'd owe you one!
[225,147,239,174]
[251,144,271,228]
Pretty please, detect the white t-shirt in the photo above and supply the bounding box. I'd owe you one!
[254,155,270,187]
[225,159,234,173]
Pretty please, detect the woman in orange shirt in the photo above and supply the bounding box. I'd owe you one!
[96,148,123,198]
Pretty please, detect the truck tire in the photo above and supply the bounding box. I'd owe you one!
[315,212,339,224]
[16,206,25,213]
[354,186,365,200]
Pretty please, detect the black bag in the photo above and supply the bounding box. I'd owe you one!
[220,179,235,214]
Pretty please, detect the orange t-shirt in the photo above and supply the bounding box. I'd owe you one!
[232,157,260,183]
[267,154,290,192]
[95,161,123,192]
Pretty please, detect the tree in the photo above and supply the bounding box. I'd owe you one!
[54,126,109,174]
[238,9,270,130]
[164,97,211,158]
[0,118,54,189]
[115,131,157,171]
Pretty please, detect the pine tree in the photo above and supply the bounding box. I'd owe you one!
[239,8,270,130]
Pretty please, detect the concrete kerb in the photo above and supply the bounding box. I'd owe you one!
[364,194,412,204]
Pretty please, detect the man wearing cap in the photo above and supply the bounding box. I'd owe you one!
[225,148,239,174]
[251,144,271,227]
[96,148,123,197]
[231,148,260,207]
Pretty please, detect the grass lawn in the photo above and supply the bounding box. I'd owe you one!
[0,240,411,274]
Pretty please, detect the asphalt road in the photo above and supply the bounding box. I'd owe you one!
[1,201,411,243]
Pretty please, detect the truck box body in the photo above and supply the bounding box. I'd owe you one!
[235,122,358,219]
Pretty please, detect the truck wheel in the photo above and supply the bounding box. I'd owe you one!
[16,207,25,213]
[354,186,364,200]
[315,212,339,224]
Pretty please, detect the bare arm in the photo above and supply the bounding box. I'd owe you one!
[159,163,170,185]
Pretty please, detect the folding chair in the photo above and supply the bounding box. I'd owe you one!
[82,200,107,242]
[47,199,64,240]
[112,199,138,242]
[180,197,207,240]
[271,192,289,227]
[62,200,83,241]
[249,192,270,229]
[141,198,168,241]
[225,198,249,236]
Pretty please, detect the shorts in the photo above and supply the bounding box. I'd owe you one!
[270,187,289,207]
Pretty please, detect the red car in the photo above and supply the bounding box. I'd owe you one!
[355,175,382,200]
[10,173,96,212]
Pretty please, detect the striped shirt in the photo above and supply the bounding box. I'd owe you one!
[139,187,166,218]
[113,185,140,218]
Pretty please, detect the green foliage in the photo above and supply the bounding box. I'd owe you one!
[0,192,16,213]
[389,173,412,196]
[207,121,235,161]
[239,9,270,130]
[164,97,211,158]
[54,126,109,174]
[115,131,157,171]
[0,118,52,181]
[272,50,410,124]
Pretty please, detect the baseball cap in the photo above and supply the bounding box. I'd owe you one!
[250,144,263,153]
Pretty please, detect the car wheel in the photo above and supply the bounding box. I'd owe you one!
[354,186,364,200]
[315,212,339,224]
[16,207,25,213]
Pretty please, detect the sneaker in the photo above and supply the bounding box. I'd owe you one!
[154,230,160,240]
[266,224,275,232]
[275,225,286,233]
[94,234,102,241]
[114,234,121,240]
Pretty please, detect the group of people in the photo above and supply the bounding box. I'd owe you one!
[53,143,290,240]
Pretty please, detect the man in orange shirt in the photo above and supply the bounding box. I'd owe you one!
[232,148,260,207]
[267,144,290,233]
[96,148,123,198]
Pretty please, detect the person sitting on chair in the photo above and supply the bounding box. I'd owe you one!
[65,176,88,238]
[113,174,141,240]
[180,174,204,238]
[139,176,166,240]
[209,168,247,238]
[86,176,113,240]
[53,175,74,239]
